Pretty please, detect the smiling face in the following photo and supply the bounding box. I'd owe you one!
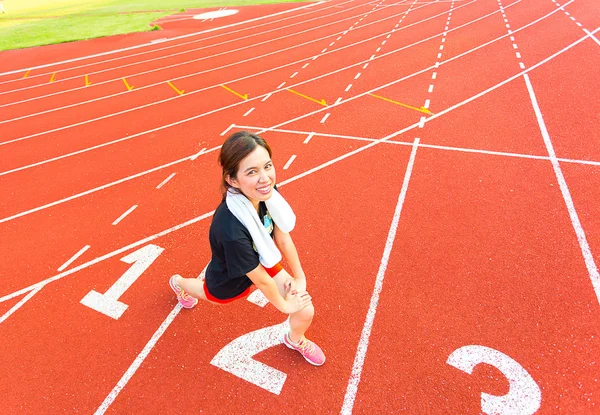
[227,145,276,210]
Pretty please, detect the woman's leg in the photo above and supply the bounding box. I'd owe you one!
[175,275,212,302]
[272,269,314,343]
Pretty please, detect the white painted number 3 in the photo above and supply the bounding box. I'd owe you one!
[81,244,164,319]
[447,345,541,415]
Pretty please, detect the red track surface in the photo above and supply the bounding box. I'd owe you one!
[1,0,599,413]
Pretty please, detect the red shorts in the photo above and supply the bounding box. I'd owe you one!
[203,263,283,304]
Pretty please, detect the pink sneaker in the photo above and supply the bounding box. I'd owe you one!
[282,331,326,366]
[169,275,198,309]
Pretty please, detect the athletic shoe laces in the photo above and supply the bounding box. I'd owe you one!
[297,337,315,354]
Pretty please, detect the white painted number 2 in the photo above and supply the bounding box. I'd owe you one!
[81,244,164,319]
[447,345,541,415]
[211,319,290,395]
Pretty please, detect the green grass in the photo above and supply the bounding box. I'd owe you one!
[0,0,314,51]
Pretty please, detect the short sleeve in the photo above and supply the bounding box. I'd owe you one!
[221,236,260,278]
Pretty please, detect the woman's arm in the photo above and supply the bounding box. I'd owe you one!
[273,225,306,291]
[246,264,310,314]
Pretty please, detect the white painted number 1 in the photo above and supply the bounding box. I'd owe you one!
[447,345,541,415]
[81,244,164,319]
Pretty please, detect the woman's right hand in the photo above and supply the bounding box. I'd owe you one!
[284,290,312,314]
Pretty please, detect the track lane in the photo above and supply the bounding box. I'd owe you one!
[350,147,600,413]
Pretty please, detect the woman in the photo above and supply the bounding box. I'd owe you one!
[169,131,325,366]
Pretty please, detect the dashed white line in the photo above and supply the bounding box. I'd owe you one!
[423,99,431,108]
[320,113,330,123]
[220,123,235,136]
[277,82,286,89]
[112,205,138,226]
[290,72,298,78]
[437,52,443,58]
[345,84,353,92]
[516,52,521,58]
[376,47,382,52]
[322,48,328,53]
[283,155,297,170]
[329,42,335,47]
[302,63,310,69]
[190,147,206,161]
[355,73,362,80]
[428,84,434,93]
[335,97,343,105]
[58,245,91,272]
[431,72,437,79]
[303,132,315,144]
[243,107,255,116]
[519,62,525,69]
[156,173,176,189]
[418,116,426,128]
[363,63,369,69]
[262,93,272,102]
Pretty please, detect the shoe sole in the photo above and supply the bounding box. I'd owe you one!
[282,334,325,366]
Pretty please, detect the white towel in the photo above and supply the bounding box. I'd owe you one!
[226,188,295,268]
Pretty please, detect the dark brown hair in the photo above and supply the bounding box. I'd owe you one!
[218,131,272,195]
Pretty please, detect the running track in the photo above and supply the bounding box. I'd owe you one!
[0,0,599,413]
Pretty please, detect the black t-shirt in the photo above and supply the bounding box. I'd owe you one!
[205,196,274,300]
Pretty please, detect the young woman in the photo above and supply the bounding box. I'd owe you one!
[169,131,325,366]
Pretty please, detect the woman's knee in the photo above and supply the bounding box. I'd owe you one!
[294,302,314,320]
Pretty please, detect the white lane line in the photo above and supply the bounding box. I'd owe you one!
[112,205,138,226]
[330,41,335,46]
[320,113,331,123]
[303,132,315,144]
[0,0,564,177]
[437,52,443,58]
[290,72,299,78]
[519,62,525,69]
[243,107,255,117]
[335,97,343,105]
[283,155,297,170]
[0,0,401,105]
[262,93,272,102]
[94,301,185,414]
[1,4,579,225]
[345,84,353,92]
[302,63,310,69]
[524,73,600,304]
[3,29,596,304]
[423,99,430,108]
[584,29,600,46]
[418,116,426,128]
[376,47,382,52]
[516,51,521,58]
[277,82,287,89]
[58,245,91,272]
[363,63,369,69]
[431,72,437,79]
[0,0,331,79]
[322,48,328,53]
[341,138,420,415]
[156,173,176,189]
[220,123,235,136]
[428,84,434,93]
[0,148,217,224]
[217,124,600,167]
[0,0,470,126]
[355,72,362,79]
[0,287,42,325]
